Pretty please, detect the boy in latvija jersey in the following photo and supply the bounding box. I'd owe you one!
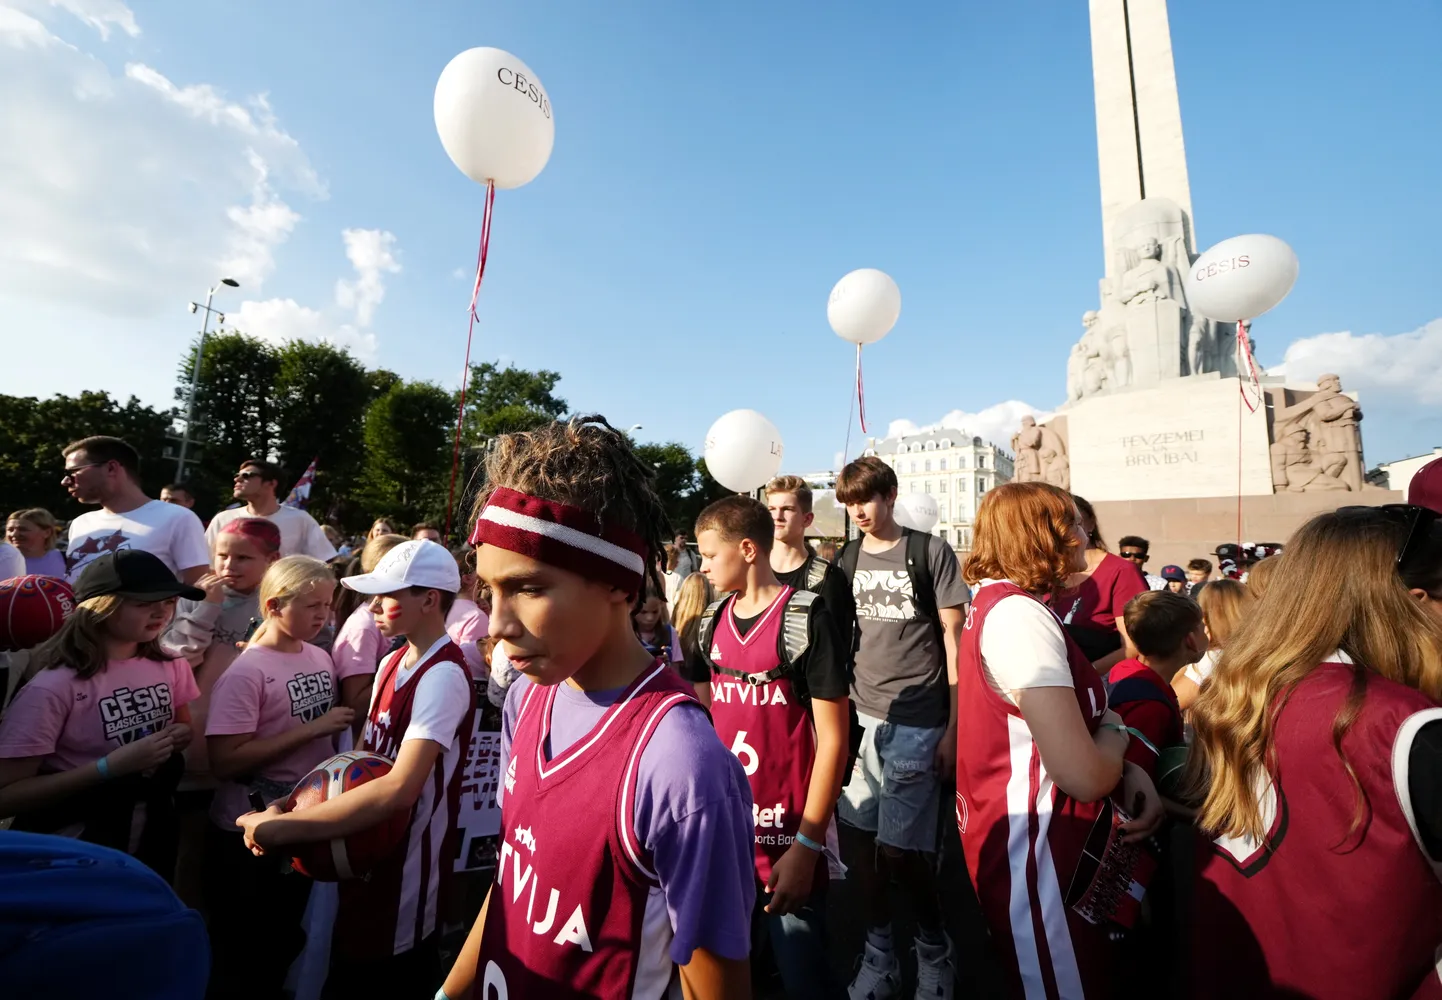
[238,539,475,1000]
[440,416,756,1000]
[690,496,851,1000]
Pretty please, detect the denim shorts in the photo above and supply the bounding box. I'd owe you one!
[836,709,944,853]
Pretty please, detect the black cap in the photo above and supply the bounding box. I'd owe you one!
[74,550,206,604]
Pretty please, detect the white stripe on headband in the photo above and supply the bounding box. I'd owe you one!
[479,504,646,575]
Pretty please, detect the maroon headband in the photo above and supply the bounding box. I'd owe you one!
[469,487,646,595]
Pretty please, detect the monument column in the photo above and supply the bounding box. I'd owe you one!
[1089,0,1195,276]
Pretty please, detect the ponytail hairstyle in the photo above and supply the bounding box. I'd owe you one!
[333,533,408,627]
[250,556,336,644]
[31,595,169,680]
[471,415,672,605]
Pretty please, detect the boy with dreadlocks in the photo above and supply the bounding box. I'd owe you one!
[440,417,756,1000]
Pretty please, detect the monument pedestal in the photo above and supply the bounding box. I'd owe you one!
[1064,375,1272,501]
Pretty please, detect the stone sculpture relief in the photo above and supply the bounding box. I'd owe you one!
[1011,415,1071,491]
[1271,374,1364,492]
[1065,197,1240,402]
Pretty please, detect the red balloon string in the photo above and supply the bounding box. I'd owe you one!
[1236,319,1263,413]
[855,344,869,435]
[444,180,496,541]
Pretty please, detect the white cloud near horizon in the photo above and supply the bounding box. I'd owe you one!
[0,0,321,318]
[1269,318,1442,405]
[885,399,1053,452]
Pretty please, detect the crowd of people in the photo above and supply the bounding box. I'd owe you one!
[1,421,1441,1000]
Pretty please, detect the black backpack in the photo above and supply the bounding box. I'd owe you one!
[837,528,943,647]
[696,590,821,697]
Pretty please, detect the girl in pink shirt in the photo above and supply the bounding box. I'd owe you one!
[331,532,407,726]
[203,555,354,1000]
[0,549,203,881]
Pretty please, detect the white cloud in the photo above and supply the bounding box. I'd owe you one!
[0,2,320,319]
[334,229,400,326]
[885,399,1053,451]
[1270,318,1442,405]
[228,228,399,363]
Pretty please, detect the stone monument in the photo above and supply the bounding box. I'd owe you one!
[1006,0,1397,568]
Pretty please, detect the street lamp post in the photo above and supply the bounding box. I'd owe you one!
[175,277,239,481]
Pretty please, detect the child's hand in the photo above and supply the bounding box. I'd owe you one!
[1117,762,1165,842]
[237,803,286,856]
[311,706,356,736]
[195,572,227,605]
[161,722,193,753]
[105,730,177,777]
[764,840,819,915]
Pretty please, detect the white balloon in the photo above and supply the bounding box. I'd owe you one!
[434,47,555,190]
[828,269,901,345]
[894,493,939,533]
[703,410,784,493]
[1186,234,1298,321]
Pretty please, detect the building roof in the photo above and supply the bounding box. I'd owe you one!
[870,427,1011,456]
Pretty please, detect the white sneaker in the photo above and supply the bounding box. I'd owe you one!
[848,940,902,1000]
[913,934,956,999]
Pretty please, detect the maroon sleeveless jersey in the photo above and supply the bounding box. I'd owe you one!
[707,588,825,885]
[335,638,475,958]
[1193,660,1442,1000]
[955,581,1115,999]
[476,661,699,1000]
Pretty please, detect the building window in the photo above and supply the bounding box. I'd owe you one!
[978,479,987,494]
[924,481,932,494]
[938,501,948,521]
[910,481,919,493]
[958,456,967,470]
[925,441,936,451]
[940,438,951,449]
[938,479,947,493]
[962,527,972,547]
[924,459,932,472]
[978,454,986,468]
[939,458,947,471]
[910,461,917,473]
[940,528,949,543]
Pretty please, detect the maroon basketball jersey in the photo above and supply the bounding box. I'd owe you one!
[1193,660,1442,1000]
[476,661,699,1000]
[707,588,824,885]
[334,638,475,958]
[955,581,1115,999]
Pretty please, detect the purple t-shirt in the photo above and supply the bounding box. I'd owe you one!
[500,676,756,965]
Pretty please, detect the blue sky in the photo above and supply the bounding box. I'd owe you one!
[2,0,1439,474]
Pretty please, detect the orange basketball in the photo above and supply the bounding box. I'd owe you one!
[285,751,409,881]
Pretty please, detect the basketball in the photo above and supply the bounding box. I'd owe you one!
[285,750,409,881]
[0,575,75,652]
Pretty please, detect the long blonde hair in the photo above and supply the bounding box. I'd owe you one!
[333,533,407,627]
[672,573,715,659]
[7,508,60,552]
[250,556,335,644]
[1196,578,1252,649]
[1186,511,1442,843]
[30,595,169,680]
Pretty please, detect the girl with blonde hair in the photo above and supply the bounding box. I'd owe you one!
[1185,505,1442,998]
[5,507,66,577]
[0,550,201,878]
[330,532,407,715]
[1173,577,1253,711]
[204,555,351,1000]
[671,571,714,706]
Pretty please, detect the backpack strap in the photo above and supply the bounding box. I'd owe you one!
[903,528,946,650]
[803,554,829,594]
[696,597,727,666]
[779,590,818,667]
[838,538,860,582]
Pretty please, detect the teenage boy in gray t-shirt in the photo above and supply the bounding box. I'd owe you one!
[834,456,970,1000]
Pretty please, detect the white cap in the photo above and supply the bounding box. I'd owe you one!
[341,539,460,595]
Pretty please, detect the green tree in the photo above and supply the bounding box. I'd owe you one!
[633,443,732,535]
[0,391,172,518]
[463,362,567,439]
[358,380,455,529]
[271,341,373,522]
[175,332,279,507]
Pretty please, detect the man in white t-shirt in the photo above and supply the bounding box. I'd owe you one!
[205,459,337,561]
[62,436,210,586]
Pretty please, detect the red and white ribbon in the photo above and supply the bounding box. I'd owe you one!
[855,344,869,434]
[443,181,498,539]
[1235,319,1264,413]
[469,487,647,595]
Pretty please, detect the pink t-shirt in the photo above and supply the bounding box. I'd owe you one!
[446,598,489,646]
[206,643,339,829]
[0,656,200,771]
[331,604,385,681]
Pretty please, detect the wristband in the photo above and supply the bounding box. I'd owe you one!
[434,989,451,1000]
[794,831,824,853]
[96,756,111,780]
[1100,723,1158,755]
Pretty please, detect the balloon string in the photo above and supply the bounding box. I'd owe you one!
[444,181,496,541]
[841,361,856,468]
[856,344,869,435]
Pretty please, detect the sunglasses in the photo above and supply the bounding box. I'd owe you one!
[61,461,105,482]
[1119,550,1147,560]
[235,470,265,480]
[1336,504,1439,577]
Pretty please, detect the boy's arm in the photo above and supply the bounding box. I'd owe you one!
[239,736,443,849]
[439,886,493,1000]
[936,604,966,774]
[678,949,751,1000]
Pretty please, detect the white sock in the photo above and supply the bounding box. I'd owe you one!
[866,925,894,953]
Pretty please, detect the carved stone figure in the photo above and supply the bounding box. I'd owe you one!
[1012,416,1071,491]
[1271,374,1365,493]
[1270,426,1349,493]
[1118,237,1184,306]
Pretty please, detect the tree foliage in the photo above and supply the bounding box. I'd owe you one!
[634,443,733,535]
[358,380,455,528]
[175,332,279,509]
[272,341,374,522]
[463,362,568,439]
